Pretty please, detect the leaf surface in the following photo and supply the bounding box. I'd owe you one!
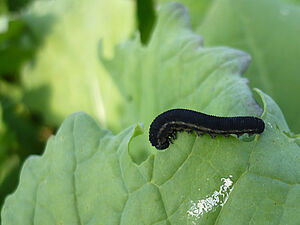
[0,18,35,76]
[100,2,261,162]
[158,0,300,133]
[2,3,300,225]
[21,0,135,131]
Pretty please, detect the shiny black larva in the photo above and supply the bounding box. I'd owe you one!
[149,109,265,150]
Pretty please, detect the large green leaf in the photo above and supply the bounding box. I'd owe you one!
[100,2,262,162]
[158,0,300,133]
[2,3,299,224]
[21,0,135,131]
[1,94,299,224]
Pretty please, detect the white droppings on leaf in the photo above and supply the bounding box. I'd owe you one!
[187,175,234,221]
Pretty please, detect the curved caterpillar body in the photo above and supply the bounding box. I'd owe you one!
[149,109,265,150]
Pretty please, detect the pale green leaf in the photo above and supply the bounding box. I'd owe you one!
[21,0,135,131]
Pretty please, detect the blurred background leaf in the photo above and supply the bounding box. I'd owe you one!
[0,18,35,78]
[3,0,32,12]
[137,0,156,44]
[21,0,135,132]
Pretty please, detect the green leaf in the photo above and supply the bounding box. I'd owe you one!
[21,0,135,131]
[157,0,213,28]
[5,0,33,12]
[0,105,15,157]
[2,3,299,225]
[2,96,300,224]
[0,155,21,210]
[1,112,145,224]
[100,2,262,163]
[136,0,156,44]
[0,82,46,209]
[214,89,300,224]
[0,81,44,158]
[0,17,35,76]
[0,105,21,209]
[157,0,300,133]
[2,96,300,225]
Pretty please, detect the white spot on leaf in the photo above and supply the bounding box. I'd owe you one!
[187,175,234,221]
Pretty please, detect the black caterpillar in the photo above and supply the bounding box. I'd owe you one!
[149,109,265,150]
